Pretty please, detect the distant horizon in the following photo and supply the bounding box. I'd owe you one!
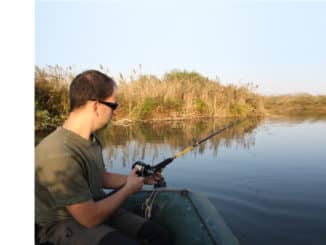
[35,0,326,96]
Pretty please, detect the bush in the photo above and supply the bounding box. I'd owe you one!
[230,103,250,116]
[35,66,70,130]
[194,99,208,113]
[134,97,160,119]
[163,99,181,111]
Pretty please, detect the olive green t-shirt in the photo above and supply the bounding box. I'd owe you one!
[35,127,106,225]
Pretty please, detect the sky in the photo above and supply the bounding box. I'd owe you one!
[35,0,326,95]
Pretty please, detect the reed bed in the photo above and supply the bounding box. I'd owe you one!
[35,65,325,131]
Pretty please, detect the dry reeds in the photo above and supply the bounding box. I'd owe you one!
[35,65,266,130]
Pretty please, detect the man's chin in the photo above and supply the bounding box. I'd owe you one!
[96,123,109,134]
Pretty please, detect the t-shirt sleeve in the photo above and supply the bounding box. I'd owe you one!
[37,154,92,207]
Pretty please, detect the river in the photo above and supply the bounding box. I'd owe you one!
[36,116,326,245]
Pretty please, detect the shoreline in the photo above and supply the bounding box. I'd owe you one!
[35,112,326,133]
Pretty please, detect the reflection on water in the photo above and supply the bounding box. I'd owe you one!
[97,118,261,169]
[97,116,326,245]
[35,115,326,245]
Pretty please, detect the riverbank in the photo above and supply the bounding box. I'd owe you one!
[35,66,326,131]
[264,94,326,116]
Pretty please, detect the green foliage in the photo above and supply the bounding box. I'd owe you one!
[35,64,326,130]
[194,99,208,113]
[134,97,160,119]
[35,65,326,130]
[163,99,181,111]
[230,103,250,116]
[35,66,267,130]
[35,66,70,130]
[163,70,209,84]
[35,110,51,130]
[117,68,264,119]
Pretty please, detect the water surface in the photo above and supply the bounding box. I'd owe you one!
[36,116,326,244]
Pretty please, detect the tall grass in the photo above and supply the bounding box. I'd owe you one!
[117,69,264,120]
[35,66,70,130]
[264,94,326,115]
[36,66,296,130]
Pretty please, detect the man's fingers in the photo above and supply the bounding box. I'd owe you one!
[131,167,138,175]
[130,168,145,181]
[153,171,162,177]
[157,168,164,173]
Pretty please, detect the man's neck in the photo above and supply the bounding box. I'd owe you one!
[62,112,93,140]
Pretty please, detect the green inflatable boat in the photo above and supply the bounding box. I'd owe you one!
[122,188,239,245]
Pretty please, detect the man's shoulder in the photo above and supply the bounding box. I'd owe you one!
[36,127,64,149]
[35,127,71,161]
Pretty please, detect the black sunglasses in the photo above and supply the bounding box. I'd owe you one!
[90,99,119,111]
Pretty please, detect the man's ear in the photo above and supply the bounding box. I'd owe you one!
[92,101,100,116]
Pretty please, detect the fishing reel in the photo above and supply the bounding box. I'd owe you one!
[132,161,155,177]
[132,161,166,188]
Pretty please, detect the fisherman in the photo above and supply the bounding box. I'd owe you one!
[35,70,172,245]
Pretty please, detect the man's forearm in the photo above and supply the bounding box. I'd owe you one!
[67,170,144,229]
[67,185,131,228]
[102,172,127,189]
[91,186,131,227]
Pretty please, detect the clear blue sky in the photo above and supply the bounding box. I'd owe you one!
[35,0,326,95]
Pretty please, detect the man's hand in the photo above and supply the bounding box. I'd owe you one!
[144,169,163,185]
[123,168,144,195]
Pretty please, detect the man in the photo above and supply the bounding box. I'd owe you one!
[35,70,172,245]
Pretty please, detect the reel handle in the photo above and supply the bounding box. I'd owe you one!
[132,161,166,188]
[132,161,155,177]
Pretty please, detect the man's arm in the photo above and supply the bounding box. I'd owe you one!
[66,168,143,228]
[102,168,164,188]
[102,171,127,189]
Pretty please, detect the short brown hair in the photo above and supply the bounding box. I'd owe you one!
[69,70,116,111]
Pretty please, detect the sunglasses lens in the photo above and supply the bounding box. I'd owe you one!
[112,103,118,110]
[92,100,118,111]
[107,102,118,110]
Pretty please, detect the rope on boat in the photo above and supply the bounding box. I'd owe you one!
[142,188,159,219]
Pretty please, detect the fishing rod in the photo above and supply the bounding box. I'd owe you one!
[107,120,241,194]
[132,119,241,178]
